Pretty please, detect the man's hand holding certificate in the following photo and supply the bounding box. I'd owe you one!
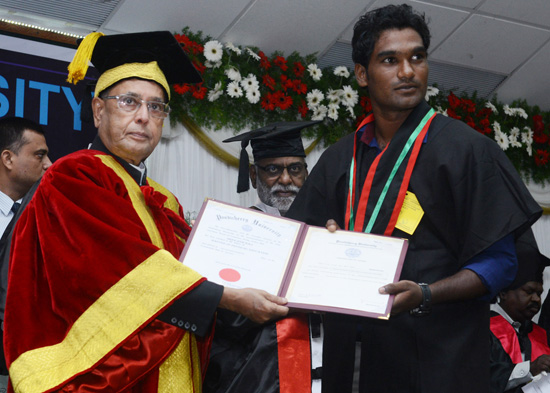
[180,199,408,319]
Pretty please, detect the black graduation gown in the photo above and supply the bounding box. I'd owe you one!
[203,310,281,393]
[286,101,542,393]
[489,311,529,393]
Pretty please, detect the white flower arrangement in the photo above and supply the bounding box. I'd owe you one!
[342,85,359,108]
[307,63,323,81]
[227,81,243,98]
[225,67,242,82]
[246,48,261,61]
[207,81,223,102]
[175,27,550,184]
[225,42,242,55]
[311,104,328,121]
[204,40,223,62]
[333,66,350,78]
[307,89,324,108]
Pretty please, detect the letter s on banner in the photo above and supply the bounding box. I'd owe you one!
[0,76,9,117]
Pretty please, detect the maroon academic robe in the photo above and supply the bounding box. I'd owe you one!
[5,148,212,393]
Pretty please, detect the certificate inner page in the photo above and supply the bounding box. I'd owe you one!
[181,200,303,294]
[285,227,405,316]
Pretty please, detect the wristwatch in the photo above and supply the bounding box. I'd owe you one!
[410,282,432,317]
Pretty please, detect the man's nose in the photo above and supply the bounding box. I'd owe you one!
[43,156,52,170]
[134,103,151,122]
[398,60,414,80]
[277,168,292,185]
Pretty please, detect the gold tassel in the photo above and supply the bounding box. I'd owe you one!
[67,32,104,84]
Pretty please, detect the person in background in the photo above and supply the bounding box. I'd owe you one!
[0,117,51,389]
[223,121,318,216]
[4,31,288,393]
[490,230,550,393]
[204,121,322,393]
[286,4,541,392]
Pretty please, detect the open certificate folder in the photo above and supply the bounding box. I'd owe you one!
[180,199,408,319]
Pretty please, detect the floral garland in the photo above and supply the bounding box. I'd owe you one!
[170,27,550,184]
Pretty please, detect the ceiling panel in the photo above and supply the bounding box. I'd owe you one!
[221,0,369,57]
[425,0,484,8]
[430,14,550,74]
[103,0,254,38]
[339,0,470,51]
[494,40,550,110]
[0,0,120,27]
[479,0,550,28]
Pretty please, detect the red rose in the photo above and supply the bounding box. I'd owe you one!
[274,56,288,71]
[292,80,307,95]
[533,114,545,134]
[192,85,207,100]
[461,99,476,113]
[446,108,460,119]
[360,96,372,113]
[534,149,549,166]
[279,75,294,91]
[259,51,271,70]
[262,74,276,90]
[173,84,192,95]
[298,101,308,118]
[477,108,492,118]
[261,94,276,111]
[192,60,206,75]
[448,92,460,109]
[293,62,305,78]
[266,91,292,110]
[533,133,549,144]
[175,34,193,53]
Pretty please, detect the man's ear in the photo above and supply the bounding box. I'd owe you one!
[355,63,368,87]
[92,96,104,128]
[249,165,257,189]
[1,150,14,170]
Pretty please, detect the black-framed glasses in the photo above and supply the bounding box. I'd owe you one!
[255,163,307,178]
[103,94,171,119]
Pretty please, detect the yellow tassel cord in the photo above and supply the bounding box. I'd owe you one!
[67,32,104,84]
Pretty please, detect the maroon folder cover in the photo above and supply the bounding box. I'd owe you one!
[180,198,408,319]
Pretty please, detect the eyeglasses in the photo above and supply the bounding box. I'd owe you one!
[102,94,171,119]
[255,163,307,178]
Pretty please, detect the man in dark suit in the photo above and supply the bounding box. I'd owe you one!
[0,117,51,390]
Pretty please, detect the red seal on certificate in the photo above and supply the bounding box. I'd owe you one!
[219,268,241,282]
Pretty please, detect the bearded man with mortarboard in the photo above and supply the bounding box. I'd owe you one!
[224,121,319,216]
[3,31,289,393]
[202,121,322,393]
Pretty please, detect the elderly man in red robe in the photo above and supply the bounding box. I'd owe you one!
[3,31,288,393]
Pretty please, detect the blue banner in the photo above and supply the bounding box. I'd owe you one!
[0,46,98,162]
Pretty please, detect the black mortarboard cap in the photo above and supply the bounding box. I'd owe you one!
[69,31,201,122]
[88,31,202,85]
[223,120,321,193]
[508,229,550,290]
